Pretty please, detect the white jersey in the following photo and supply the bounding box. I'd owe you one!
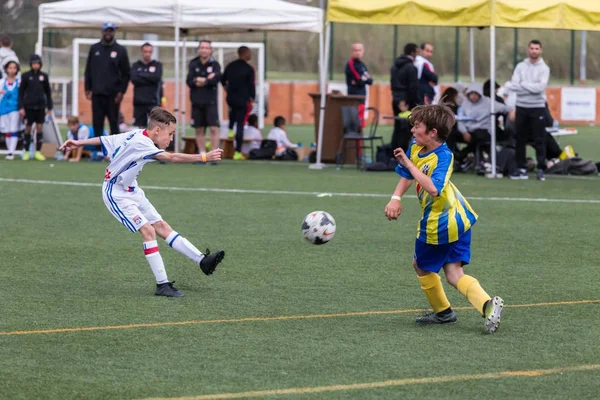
[100,129,164,190]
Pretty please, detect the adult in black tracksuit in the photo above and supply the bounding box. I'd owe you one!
[390,43,419,151]
[221,46,255,159]
[131,42,163,128]
[186,40,221,154]
[18,54,53,160]
[84,23,130,154]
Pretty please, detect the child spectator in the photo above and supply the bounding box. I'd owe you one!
[18,54,53,161]
[64,116,91,162]
[0,60,22,160]
[241,114,262,155]
[267,116,297,156]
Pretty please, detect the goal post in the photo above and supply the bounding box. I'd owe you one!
[71,38,266,151]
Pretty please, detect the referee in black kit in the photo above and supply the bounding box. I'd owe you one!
[84,22,130,158]
[131,42,163,128]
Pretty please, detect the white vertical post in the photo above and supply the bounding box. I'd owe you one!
[489,26,497,178]
[469,28,475,82]
[580,31,587,84]
[174,27,180,152]
[258,44,265,130]
[62,82,67,123]
[310,22,329,169]
[36,11,44,56]
[72,39,79,117]
[217,47,224,127]
[181,35,187,142]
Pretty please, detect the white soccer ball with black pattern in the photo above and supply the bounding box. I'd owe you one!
[302,211,336,245]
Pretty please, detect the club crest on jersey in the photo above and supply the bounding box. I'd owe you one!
[110,51,117,58]
[39,75,44,81]
[207,66,213,73]
[421,164,431,175]
[149,66,156,73]
[133,215,143,225]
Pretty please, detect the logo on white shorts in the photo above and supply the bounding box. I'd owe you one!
[133,215,143,225]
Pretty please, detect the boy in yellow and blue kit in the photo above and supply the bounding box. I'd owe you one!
[384,104,504,334]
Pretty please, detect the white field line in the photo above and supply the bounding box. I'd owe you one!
[1,177,600,204]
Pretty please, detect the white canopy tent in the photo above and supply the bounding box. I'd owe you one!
[37,0,323,152]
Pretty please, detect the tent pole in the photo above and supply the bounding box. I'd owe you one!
[181,34,187,146]
[258,44,266,130]
[393,26,398,59]
[310,22,329,170]
[36,9,44,56]
[454,27,460,82]
[580,31,587,84]
[513,28,519,70]
[489,25,497,178]
[469,28,475,82]
[569,30,575,85]
[174,26,180,153]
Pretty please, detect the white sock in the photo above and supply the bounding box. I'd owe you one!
[165,231,204,265]
[143,240,169,284]
[8,136,18,153]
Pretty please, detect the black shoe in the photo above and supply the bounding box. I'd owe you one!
[536,169,545,181]
[155,281,184,297]
[199,249,225,276]
[509,169,529,180]
[415,310,458,325]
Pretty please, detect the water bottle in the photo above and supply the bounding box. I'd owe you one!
[553,119,559,131]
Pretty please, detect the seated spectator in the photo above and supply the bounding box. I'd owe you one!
[64,116,91,162]
[440,87,464,161]
[267,116,297,156]
[241,114,262,155]
[457,82,514,164]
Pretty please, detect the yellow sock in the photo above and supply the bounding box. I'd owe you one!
[418,273,451,313]
[457,275,491,316]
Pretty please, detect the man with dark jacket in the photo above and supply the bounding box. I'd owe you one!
[130,43,162,128]
[186,40,221,155]
[18,54,53,161]
[221,46,255,160]
[84,22,130,157]
[345,42,372,96]
[390,43,419,151]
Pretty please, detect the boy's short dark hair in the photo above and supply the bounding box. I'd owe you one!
[420,42,432,50]
[141,42,153,50]
[67,116,80,125]
[274,116,286,128]
[148,107,176,129]
[247,114,258,127]
[529,39,542,47]
[404,43,417,56]
[238,46,250,57]
[3,60,19,74]
[1,36,11,47]
[408,104,455,142]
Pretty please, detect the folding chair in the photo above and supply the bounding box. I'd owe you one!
[335,106,383,169]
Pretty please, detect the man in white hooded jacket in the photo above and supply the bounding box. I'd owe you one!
[0,36,19,80]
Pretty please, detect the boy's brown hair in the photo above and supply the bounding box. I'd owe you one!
[148,107,176,129]
[67,116,79,125]
[408,104,456,141]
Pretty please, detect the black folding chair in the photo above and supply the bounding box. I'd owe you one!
[335,106,383,169]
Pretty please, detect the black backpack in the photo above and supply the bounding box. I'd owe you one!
[248,139,277,160]
[547,158,598,175]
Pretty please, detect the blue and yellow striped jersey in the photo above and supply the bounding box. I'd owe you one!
[395,140,478,245]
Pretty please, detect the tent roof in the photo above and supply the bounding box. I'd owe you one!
[327,0,600,31]
[39,0,323,34]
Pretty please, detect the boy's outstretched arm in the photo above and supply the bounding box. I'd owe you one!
[385,177,413,221]
[60,137,102,150]
[154,148,223,164]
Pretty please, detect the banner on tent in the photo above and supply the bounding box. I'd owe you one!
[561,87,596,121]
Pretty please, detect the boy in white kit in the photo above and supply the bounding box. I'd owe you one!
[60,107,225,297]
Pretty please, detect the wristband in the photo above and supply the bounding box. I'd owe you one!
[201,153,207,163]
[391,195,401,201]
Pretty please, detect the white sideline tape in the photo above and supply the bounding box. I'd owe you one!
[1,177,600,204]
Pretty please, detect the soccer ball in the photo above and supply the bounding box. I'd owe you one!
[301,211,336,245]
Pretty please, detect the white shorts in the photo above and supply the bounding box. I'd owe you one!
[0,111,23,133]
[102,182,163,232]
